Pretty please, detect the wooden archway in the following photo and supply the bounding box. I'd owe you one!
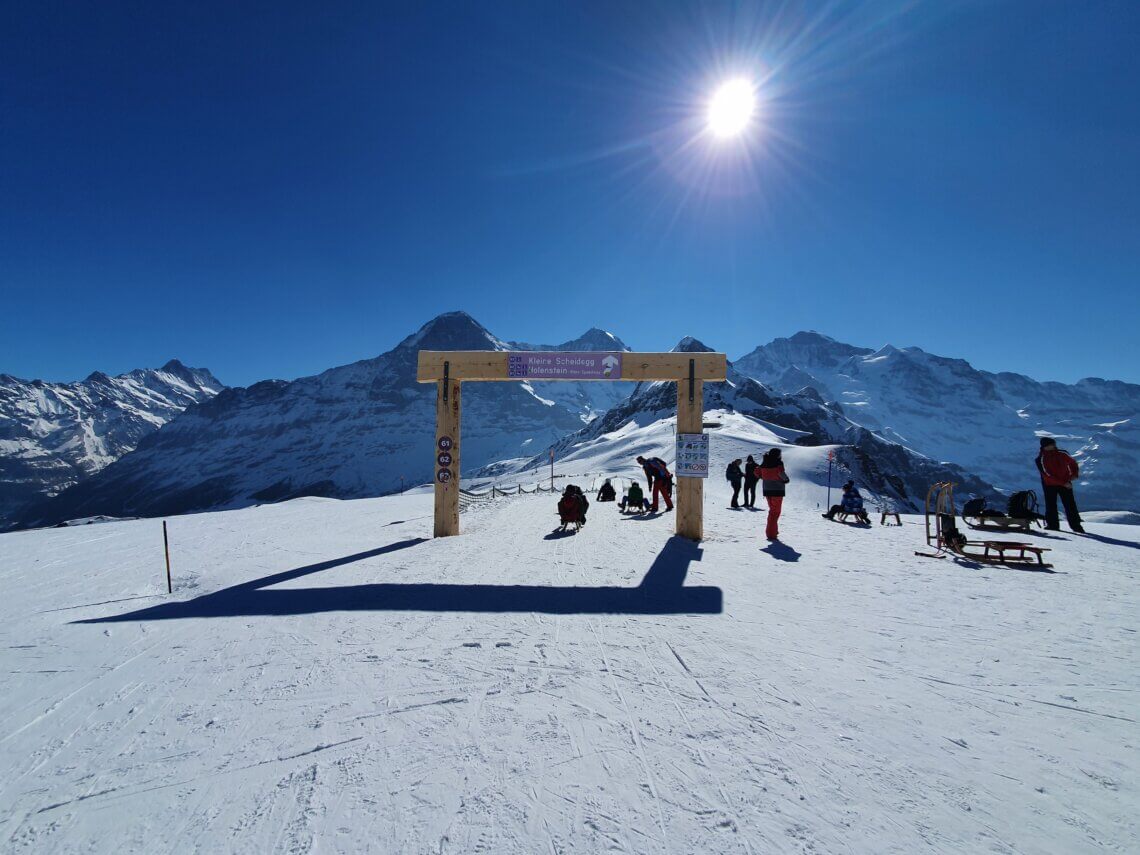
[417,350,727,541]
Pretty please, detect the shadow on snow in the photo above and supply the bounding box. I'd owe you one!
[76,536,722,622]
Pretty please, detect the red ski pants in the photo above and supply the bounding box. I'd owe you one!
[765,496,783,539]
[651,480,673,511]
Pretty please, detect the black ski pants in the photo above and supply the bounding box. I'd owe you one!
[743,480,757,507]
[1042,483,1082,530]
[729,480,742,507]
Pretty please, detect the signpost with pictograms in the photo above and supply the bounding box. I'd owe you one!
[417,350,726,540]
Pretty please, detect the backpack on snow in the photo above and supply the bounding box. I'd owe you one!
[962,497,986,518]
[1007,490,1040,520]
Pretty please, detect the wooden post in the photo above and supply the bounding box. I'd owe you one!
[433,377,461,537]
[675,376,704,541]
[162,520,172,593]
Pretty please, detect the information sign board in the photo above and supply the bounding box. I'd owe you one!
[507,352,622,380]
[675,433,709,478]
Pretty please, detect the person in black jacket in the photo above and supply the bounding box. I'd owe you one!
[725,459,744,508]
[742,454,759,508]
[597,479,617,502]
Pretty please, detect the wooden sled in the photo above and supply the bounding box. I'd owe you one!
[917,482,1052,569]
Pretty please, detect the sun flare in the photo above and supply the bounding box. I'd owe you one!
[707,78,756,139]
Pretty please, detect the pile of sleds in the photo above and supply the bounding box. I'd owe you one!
[917,482,1053,569]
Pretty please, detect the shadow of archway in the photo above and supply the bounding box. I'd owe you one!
[76,536,721,623]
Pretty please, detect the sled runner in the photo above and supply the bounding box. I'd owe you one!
[916,482,1052,568]
[822,511,871,526]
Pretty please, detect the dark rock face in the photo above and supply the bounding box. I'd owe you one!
[0,362,223,525]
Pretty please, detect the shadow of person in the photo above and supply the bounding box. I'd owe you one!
[1077,531,1140,550]
[762,541,801,562]
[75,535,722,621]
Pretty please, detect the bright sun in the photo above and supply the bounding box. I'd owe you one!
[707,78,756,139]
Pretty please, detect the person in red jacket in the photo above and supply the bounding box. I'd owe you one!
[636,455,674,512]
[758,448,790,540]
[1035,437,1084,533]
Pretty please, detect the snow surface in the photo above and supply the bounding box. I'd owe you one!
[2,446,1137,852]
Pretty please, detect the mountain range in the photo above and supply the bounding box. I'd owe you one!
[0,361,223,525]
[733,332,1138,510]
[485,337,997,510]
[3,315,1136,529]
[10,314,612,527]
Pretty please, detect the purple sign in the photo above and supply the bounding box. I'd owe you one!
[436,469,452,483]
[508,352,623,380]
[437,451,453,467]
[438,436,454,451]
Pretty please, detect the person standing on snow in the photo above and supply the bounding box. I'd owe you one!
[742,454,760,508]
[725,458,744,508]
[636,455,674,512]
[1035,437,1084,533]
[759,448,790,540]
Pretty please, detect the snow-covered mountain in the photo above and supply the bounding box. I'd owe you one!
[734,332,1139,510]
[482,338,997,512]
[12,313,606,527]
[0,361,223,525]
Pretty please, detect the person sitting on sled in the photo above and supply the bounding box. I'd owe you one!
[557,485,589,529]
[823,481,871,524]
[619,481,650,513]
[596,479,617,502]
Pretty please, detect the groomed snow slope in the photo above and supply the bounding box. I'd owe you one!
[1,483,1137,851]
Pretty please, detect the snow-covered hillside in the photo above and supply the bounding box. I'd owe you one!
[0,361,223,526]
[2,465,1135,851]
[14,314,625,528]
[734,332,1139,510]
[488,338,999,512]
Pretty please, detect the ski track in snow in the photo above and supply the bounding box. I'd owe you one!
[0,481,1137,853]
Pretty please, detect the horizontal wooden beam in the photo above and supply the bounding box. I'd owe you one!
[417,351,726,382]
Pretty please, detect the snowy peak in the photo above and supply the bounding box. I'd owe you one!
[0,361,225,525]
[556,328,630,352]
[397,311,507,353]
[672,337,715,354]
[507,327,631,353]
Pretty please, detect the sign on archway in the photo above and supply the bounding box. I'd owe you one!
[417,350,727,540]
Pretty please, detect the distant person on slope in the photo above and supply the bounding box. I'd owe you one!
[759,448,790,540]
[597,479,617,502]
[725,458,744,508]
[1035,437,1084,533]
[620,481,650,513]
[742,454,760,508]
[636,455,674,512]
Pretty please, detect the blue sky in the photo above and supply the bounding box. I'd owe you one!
[2,1,1138,387]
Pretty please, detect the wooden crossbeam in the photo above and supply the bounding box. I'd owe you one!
[417,351,726,383]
